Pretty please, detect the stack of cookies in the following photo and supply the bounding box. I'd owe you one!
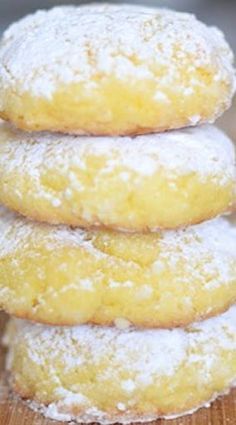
[0,4,235,423]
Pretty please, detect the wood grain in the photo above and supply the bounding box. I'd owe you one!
[0,312,235,425]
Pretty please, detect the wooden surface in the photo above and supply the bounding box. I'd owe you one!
[0,313,235,425]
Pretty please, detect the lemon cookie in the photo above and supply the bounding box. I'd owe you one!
[0,123,235,231]
[4,306,236,423]
[0,205,235,327]
[0,5,235,135]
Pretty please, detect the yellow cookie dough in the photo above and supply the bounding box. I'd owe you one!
[0,5,235,135]
[0,205,235,327]
[0,123,235,231]
[4,306,236,423]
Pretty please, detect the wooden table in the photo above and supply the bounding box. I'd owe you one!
[0,312,235,425]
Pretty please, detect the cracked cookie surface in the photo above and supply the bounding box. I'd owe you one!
[4,306,236,423]
[0,205,235,327]
[0,123,235,231]
[0,4,235,134]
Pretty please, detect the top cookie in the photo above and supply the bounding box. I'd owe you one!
[0,4,235,135]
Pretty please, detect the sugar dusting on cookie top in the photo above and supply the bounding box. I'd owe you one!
[0,4,234,99]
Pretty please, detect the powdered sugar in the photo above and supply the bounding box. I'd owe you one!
[5,305,236,423]
[153,216,236,289]
[0,205,99,258]
[0,4,234,99]
[28,389,235,425]
[0,204,235,293]
[0,122,234,184]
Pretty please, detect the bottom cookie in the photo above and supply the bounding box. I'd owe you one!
[4,306,236,424]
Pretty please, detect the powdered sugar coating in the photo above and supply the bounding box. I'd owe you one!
[0,122,235,184]
[0,203,235,292]
[0,4,234,101]
[5,306,236,423]
[27,387,236,425]
[0,203,235,327]
[0,205,100,258]
[0,122,234,230]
